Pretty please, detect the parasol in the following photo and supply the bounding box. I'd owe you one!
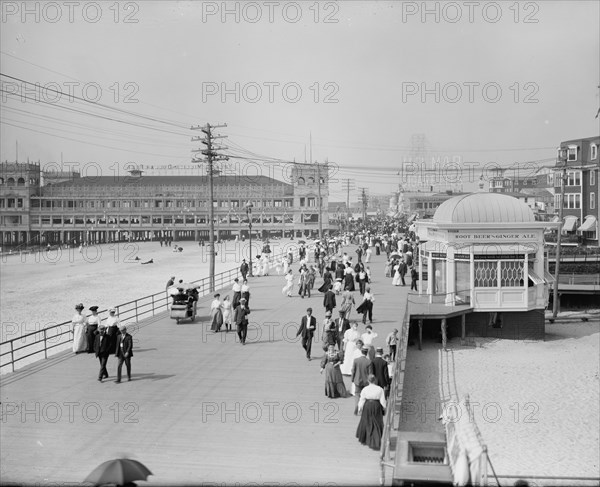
[84,458,152,486]
[390,252,402,259]
[297,240,306,244]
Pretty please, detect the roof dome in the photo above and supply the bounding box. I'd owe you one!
[433,193,535,224]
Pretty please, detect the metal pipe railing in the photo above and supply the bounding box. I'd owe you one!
[0,246,300,373]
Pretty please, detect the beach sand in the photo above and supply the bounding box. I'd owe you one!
[444,322,600,483]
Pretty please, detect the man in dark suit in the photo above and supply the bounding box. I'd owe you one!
[336,311,350,350]
[351,346,373,415]
[323,286,336,314]
[372,347,391,399]
[296,307,317,361]
[94,325,112,382]
[240,260,249,280]
[115,324,133,383]
[234,298,251,345]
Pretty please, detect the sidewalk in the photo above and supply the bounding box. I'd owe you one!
[0,249,411,485]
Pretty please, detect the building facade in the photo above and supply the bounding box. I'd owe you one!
[554,135,600,245]
[0,162,331,247]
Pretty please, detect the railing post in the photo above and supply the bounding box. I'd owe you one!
[43,329,48,359]
[135,299,139,320]
[152,294,155,316]
[10,340,15,373]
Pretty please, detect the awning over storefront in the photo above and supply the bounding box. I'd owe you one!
[577,215,597,232]
[528,269,545,286]
[551,215,560,223]
[407,213,418,223]
[562,215,578,233]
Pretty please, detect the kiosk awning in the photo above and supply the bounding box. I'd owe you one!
[562,215,578,232]
[578,216,597,232]
[528,269,545,286]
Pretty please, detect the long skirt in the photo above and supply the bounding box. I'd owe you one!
[356,399,385,450]
[210,309,224,331]
[86,324,97,353]
[72,325,87,353]
[324,363,347,398]
[232,291,241,309]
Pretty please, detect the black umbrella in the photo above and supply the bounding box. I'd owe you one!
[298,240,306,244]
[85,458,152,486]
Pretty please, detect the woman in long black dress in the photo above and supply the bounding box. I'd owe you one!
[318,267,333,293]
[320,345,347,398]
[356,374,387,450]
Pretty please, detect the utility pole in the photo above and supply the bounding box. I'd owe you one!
[359,187,369,222]
[341,178,355,222]
[191,123,228,293]
[552,149,568,318]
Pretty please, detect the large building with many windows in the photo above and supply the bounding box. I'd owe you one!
[0,161,331,248]
[554,135,599,246]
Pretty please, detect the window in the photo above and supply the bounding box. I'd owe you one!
[591,193,596,210]
[591,144,598,160]
[284,199,293,207]
[274,200,282,207]
[563,193,581,209]
[307,197,316,207]
[567,145,578,161]
[300,197,305,206]
[591,170,596,186]
[152,216,162,224]
[7,198,15,208]
[17,198,23,208]
[500,261,525,287]
[474,261,497,287]
[567,171,581,186]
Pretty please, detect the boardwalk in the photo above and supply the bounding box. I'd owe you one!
[0,249,412,486]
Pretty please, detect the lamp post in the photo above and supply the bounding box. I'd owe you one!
[245,201,254,277]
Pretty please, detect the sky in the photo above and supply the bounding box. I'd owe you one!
[1,0,599,202]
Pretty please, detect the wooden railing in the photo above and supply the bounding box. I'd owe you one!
[379,296,411,485]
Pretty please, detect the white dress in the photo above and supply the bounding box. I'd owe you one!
[222,299,232,325]
[340,328,360,375]
[392,265,401,286]
[72,312,87,353]
[282,273,294,295]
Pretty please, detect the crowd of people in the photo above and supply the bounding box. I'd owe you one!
[70,224,417,450]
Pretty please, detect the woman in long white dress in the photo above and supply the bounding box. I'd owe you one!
[392,262,402,286]
[222,295,233,332]
[282,269,294,296]
[340,322,361,375]
[71,303,87,353]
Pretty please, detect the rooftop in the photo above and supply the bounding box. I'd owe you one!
[433,192,535,224]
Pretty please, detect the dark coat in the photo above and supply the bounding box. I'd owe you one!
[297,315,317,338]
[371,356,390,388]
[115,332,134,358]
[323,290,336,310]
[94,332,112,357]
[233,306,250,326]
[351,355,373,387]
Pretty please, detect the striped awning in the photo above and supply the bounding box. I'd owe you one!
[578,215,597,232]
[562,215,578,232]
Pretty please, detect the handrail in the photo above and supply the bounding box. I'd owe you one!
[379,292,411,485]
[0,246,300,373]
